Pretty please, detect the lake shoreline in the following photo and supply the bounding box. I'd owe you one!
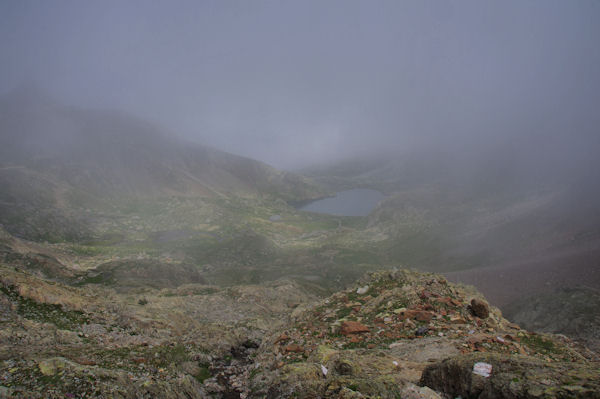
[295,188,384,217]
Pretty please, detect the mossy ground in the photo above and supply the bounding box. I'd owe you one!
[0,284,89,329]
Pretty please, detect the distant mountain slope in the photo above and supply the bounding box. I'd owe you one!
[0,87,324,240]
[503,287,600,353]
[305,155,600,272]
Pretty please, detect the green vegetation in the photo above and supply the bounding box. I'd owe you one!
[521,334,559,354]
[0,285,89,329]
[336,307,352,319]
[195,364,212,383]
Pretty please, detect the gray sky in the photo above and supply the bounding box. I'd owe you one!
[1,0,599,169]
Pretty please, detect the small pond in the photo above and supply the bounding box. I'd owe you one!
[297,188,384,216]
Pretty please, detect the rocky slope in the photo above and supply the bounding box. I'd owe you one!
[2,264,597,398]
[247,270,599,398]
[0,261,318,398]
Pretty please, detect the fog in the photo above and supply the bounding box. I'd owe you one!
[1,0,599,172]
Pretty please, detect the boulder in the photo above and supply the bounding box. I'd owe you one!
[340,321,369,335]
[470,298,490,319]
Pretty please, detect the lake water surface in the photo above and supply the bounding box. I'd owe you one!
[298,188,384,216]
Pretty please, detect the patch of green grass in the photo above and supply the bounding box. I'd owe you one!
[343,340,368,349]
[160,343,189,365]
[521,334,559,354]
[195,364,212,383]
[69,245,104,256]
[38,373,62,385]
[336,307,352,319]
[0,285,89,329]
[334,248,380,266]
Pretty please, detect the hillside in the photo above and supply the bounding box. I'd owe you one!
[0,87,325,242]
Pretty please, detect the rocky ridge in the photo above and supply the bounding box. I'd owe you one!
[247,270,599,398]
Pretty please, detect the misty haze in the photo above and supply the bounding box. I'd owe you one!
[0,1,599,398]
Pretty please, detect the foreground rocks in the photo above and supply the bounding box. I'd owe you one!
[246,270,600,398]
[0,264,315,398]
[1,265,598,398]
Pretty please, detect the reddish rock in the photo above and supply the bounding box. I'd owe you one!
[416,311,434,322]
[397,309,417,320]
[467,334,488,345]
[284,343,304,353]
[340,321,370,335]
[507,322,521,330]
[435,297,453,305]
[398,309,433,322]
[450,299,462,307]
[349,335,362,343]
[503,334,516,341]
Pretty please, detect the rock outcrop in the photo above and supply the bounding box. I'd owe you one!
[470,298,490,319]
[247,270,599,398]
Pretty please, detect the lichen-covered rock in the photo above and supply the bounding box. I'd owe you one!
[38,357,68,376]
[420,352,600,399]
[401,383,442,399]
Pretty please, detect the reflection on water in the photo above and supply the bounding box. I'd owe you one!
[298,188,384,216]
